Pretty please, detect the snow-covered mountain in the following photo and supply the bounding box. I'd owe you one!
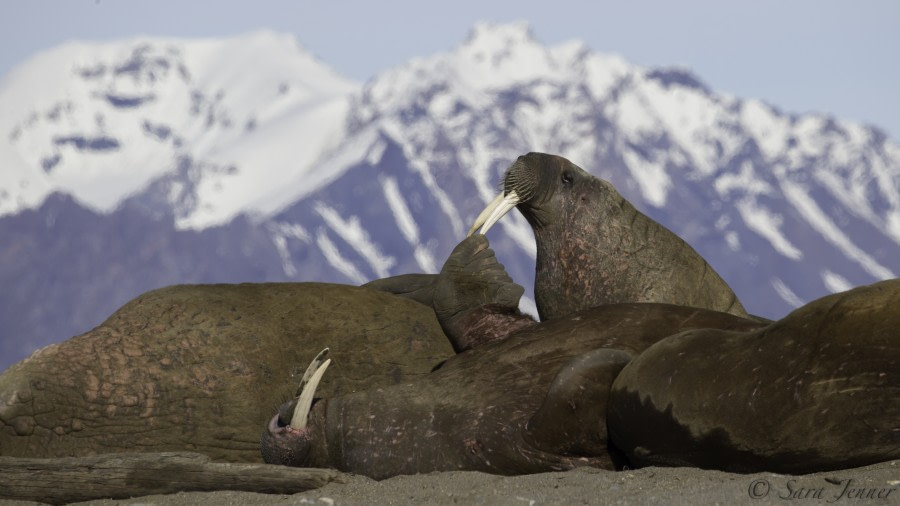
[2,22,898,371]
[0,30,358,229]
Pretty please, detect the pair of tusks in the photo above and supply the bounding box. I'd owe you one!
[290,348,332,430]
[467,191,522,237]
[288,192,520,427]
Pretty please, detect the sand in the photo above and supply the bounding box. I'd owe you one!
[2,460,893,506]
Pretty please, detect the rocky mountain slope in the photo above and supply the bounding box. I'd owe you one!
[1,22,898,370]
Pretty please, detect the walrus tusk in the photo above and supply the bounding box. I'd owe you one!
[467,191,521,237]
[290,349,332,430]
[294,348,330,397]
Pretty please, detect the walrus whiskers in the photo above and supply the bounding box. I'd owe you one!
[467,160,537,237]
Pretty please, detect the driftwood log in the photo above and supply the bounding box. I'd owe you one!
[0,451,346,504]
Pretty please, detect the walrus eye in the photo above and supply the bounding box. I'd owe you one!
[561,172,573,185]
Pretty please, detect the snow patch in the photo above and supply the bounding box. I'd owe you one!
[315,202,396,278]
[583,52,631,100]
[771,278,804,308]
[741,100,790,160]
[781,180,894,279]
[821,270,853,293]
[269,220,310,242]
[519,295,539,321]
[639,77,731,176]
[381,175,438,273]
[268,220,310,278]
[455,21,554,90]
[735,198,802,260]
[381,120,465,237]
[413,246,437,274]
[271,235,297,278]
[715,161,775,198]
[622,148,670,207]
[381,175,419,244]
[316,229,366,284]
[725,231,741,251]
[887,211,900,244]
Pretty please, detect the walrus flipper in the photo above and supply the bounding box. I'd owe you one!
[434,234,535,352]
[363,273,437,307]
[523,348,633,463]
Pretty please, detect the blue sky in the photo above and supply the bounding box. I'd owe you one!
[2,0,899,140]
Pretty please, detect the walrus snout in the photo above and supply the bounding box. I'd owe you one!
[468,153,586,236]
[261,410,316,466]
[261,348,332,466]
[276,397,299,428]
[467,153,543,236]
[503,157,539,203]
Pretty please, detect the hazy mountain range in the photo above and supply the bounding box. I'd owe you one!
[2,22,898,371]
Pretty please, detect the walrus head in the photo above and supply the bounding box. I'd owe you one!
[470,152,747,321]
[261,348,331,467]
[469,152,608,236]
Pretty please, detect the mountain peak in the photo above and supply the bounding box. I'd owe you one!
[449,21,564,91]
[462,20,537,48]
[0,31,359,227]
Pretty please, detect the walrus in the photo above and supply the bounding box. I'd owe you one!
[0,283,454,462]
[469,152,748,321]
[261,235,765,478]
[607,279,900,474]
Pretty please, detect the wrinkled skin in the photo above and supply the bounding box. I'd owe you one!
[262,236,764,478]
[0,283,453,462]
[475,152,748,321]
[432,236,536,352]
[609,279,900,474]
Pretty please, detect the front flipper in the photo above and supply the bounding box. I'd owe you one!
[434,234,535,352]
[363,273,438,307]
[523,349,633,460]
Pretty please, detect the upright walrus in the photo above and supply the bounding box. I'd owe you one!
[470,152,748,321]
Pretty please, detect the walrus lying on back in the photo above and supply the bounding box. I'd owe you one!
[261,235,765,477]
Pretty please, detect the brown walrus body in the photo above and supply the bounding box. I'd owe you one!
[261,236,765,478]
[0,283,453,462]
[261,303,763,478]
[608,279,900,474]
